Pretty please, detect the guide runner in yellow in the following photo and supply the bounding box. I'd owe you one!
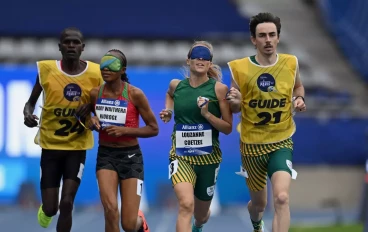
[23,27,103,231]
[227,13,306,232]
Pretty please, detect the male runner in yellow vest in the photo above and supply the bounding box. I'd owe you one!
[227,13,306,232]
[23,27,103,232]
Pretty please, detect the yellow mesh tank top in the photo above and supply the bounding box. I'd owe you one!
[35,60,103,150]
[228,54,297,144]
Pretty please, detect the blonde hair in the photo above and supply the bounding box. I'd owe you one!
[185,41,223,82]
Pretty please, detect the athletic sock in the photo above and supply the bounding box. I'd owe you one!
[251,218,262,230]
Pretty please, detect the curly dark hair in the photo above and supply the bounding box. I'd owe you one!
[249,12,281,38]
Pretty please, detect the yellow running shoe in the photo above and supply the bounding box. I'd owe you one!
[37,205,53,228]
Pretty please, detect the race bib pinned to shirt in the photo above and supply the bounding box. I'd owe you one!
[95,98,128,128]
[175,123,212,156]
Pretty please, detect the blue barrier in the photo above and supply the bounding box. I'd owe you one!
[0,64,366,205]
[318,0,368,83]
[0,0,249,39]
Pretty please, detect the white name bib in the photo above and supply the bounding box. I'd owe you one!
[95,98,128,128]
[175,123,212,156]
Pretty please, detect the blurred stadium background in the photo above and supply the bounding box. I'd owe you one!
[0,0,367,231]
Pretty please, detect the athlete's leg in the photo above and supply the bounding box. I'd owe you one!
[175,182,195,232]
[242,154,269,231]
[270,172,291,232]
[56,150,86,232]
[193,198,211,228]
[192,163,220,230]
[118,146,147,232]
[170,159,196,232]
[119,178,144,232]
[248,188,268,226]
[40,188,59,216]
[39,149,63,228]
[57,179,80,232]
[97,169,120,232]
[268,148,293,232]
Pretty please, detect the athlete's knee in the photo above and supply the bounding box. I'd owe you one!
[194,209,210,225]
[249,189,268,213]
[178,198,194,215]
[121,217,137,232]
[274,191,289,207]
[59,196,74,214]
[101,198,119,219]
[42,204,58,217]
[249,199,267,214]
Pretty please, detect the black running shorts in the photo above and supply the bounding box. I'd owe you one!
[40,149,86,189]
[96,145,144,181]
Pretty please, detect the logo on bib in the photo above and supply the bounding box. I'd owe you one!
[257,73,276,92]
[198,124,204,130]
[64,83,82,102]
[114,100,121,106]
[100,121,112,129]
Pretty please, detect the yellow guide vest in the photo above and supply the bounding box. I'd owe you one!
[228,54,297,144]
[35,60,103,150]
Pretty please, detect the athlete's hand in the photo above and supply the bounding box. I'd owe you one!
[103,126,125,137]
[24,114,39,128]
[226,87,241,104]
[159,109,173,123]
[197,96,209,116]
[88,116,101,131]
[293,97,306,112]
[76,103,91,118]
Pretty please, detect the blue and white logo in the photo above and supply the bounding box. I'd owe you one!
[100,121,112,129]
[114,100,121,106]
[63,83,82,102]
[257,73,276,92]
